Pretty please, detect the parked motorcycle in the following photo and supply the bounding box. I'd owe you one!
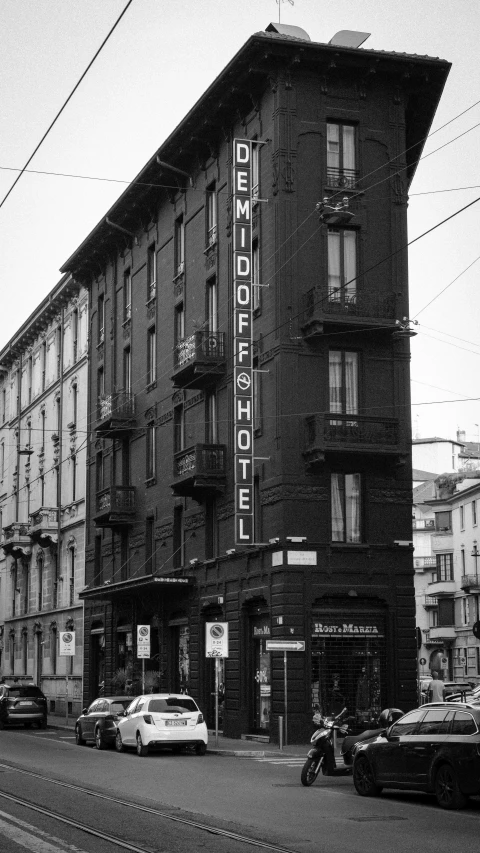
[300,706,404,787]
[301,707,349,786]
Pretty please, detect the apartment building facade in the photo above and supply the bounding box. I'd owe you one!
[60,24,449,741]
[416,474,480,685]
[0,275,88,718]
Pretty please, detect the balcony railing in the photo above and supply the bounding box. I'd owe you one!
[412,519,435,530]
[414,556,437,570]
[461,574,480,592]
[29,507,58,545]
[94,486,136,527]
[301,288,397,338]
[304,413,401,466]
[326,167,359,190]
[1,522,31,557]
[424,595,438,608]
[172,444,226,497]
[96,390,136,436]
[172,331,225,389]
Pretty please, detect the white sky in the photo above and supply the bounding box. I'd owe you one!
[1,0,480,443]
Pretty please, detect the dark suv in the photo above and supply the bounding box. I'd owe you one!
[353,702,480,809]
[0,684,48,728]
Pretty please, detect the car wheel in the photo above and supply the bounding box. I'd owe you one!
[75,725,86,746]
[195,742,207,756]
[36,718,47,730]
[353,756,383,797]
[24,722,32,729]
[115,730,124,752]
[95,728,107,750]
[136,732,149,757]
[435,764,468,810]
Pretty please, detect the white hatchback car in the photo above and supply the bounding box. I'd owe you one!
[115,693,208,756]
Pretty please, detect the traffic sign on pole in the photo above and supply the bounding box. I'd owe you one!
[265,640,305,652]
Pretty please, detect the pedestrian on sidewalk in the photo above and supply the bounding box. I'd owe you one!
[427,670,445,703]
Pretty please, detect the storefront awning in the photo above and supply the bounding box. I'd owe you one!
[79,574,193,600]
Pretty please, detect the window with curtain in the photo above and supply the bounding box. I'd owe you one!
[206,182,217,245]
[329,351,358,415]
[146,423,156,480]
[123,269,131,320]
[331,473,362,543]
[327,122,356,188]
[328,229,357,304]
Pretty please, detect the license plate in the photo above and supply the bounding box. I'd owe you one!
[165,719,187,727]
[18,701,33,707]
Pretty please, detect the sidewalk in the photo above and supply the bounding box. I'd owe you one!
[47,714,328,758]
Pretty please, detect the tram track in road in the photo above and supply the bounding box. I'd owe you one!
[0,761,300,853]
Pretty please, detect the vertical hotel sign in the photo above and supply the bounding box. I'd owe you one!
[233,139,254,544]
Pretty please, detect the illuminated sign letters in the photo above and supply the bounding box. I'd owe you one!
[233,139,254,544]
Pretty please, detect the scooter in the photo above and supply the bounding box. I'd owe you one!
[300,706,405,786]
[301,707,350,786]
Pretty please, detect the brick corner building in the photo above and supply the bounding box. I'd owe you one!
[61,24,450,742]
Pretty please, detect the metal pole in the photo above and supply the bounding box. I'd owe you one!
[278,715,284,751]
[284,650,288,747]
[65,673,69,727]
[215,658,219,748]
[142,658,145,693]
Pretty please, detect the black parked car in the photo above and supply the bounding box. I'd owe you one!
[353,702,480,809]
[0,683,47,728]
[75,697,132,749]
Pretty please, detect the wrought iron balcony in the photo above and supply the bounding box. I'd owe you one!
[424,595,438,608]
[172,444,227,497]
[461,574,480,592]
[326,167,358,190]
[96,391,136,437]
[172,332,225,389]
[94,486,136,528]
[414,556,437,570]
[303,413,402,467]
[301,288,397,338]
[29,507,58,546]
[1,522,32,557]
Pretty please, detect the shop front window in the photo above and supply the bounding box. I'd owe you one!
[311,615,385,731]
[251,616,271,732]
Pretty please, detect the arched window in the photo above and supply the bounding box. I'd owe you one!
[50,622,57,676]
[37,552,44,611]
[69,545,75,606]
[9,630,15,675]
[22,628,28,675]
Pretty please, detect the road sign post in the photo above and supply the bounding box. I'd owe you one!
[266,639,305,747]
[59,631,75,727]
[137,626,151,693]
[206,623,229,747]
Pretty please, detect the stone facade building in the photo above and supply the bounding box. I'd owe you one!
[0,275,88,718]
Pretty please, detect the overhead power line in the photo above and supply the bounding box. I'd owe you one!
[0,0,135,211]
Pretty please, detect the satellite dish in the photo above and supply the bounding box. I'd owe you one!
[329,30,371,49]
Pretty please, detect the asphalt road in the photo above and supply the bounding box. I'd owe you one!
[0,725,479,852]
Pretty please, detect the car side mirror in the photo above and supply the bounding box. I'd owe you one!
[82,708,88,715]
[386,733,400,742]
[116,710,126,717]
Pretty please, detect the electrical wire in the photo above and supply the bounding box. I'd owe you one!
[0,0,135,211]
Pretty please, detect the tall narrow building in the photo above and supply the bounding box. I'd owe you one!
[61,23,450,741]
